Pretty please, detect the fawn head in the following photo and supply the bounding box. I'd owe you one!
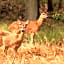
[19,20,29,32]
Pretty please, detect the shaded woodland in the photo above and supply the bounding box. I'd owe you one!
[0,0,64,64]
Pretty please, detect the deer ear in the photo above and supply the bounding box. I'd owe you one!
[25,20,29,25]
[39,8,43,14]
[17,19,22,25]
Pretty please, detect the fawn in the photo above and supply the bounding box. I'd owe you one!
[9,12,48,43]
[0,20,29,54]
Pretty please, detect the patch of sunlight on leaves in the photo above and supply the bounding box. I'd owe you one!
[0,24,9,32]
[34,32,44,43]
[23,34,31,43]
[0,20,11,32]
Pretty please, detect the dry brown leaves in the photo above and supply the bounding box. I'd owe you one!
[0,43,64,64]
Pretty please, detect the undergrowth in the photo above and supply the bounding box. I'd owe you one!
[0,19,64,45]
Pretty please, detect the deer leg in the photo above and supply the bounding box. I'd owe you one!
[30,33,35,44]
[1,37,5,54]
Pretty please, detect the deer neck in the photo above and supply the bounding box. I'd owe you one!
[18,32,24,41]
[37,16,44,26]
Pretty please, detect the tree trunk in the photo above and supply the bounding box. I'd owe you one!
[58,0,62,10]
[48,0,53,11]
[24,0,40,20]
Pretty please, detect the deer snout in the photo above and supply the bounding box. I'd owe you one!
[22,30,25,32]
[20,26,25,32]
[46,16,48,18]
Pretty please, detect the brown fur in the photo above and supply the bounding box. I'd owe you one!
[0,21,29,54]
[9,12,47,43]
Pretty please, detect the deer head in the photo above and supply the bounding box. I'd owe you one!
[19,20,29,33]
[40,12,48,19]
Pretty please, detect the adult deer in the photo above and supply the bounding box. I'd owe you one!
[9,12,48,44]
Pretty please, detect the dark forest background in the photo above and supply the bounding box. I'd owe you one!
[0,0,64,43]
[0,0,64,20]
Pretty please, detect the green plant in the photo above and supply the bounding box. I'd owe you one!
[0,19,64,45]
[52,12,64,22]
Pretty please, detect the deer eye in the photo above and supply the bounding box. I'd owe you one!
[23,25,25,28]
[43,13,45,15]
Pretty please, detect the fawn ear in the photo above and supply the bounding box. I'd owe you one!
[25,20,29,25]
[17,19,22,25]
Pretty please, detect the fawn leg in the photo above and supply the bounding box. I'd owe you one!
[1,37,5,54]
[30,33,35,44]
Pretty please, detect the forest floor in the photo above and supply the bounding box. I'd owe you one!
[0,19,64,64]
[0,43,64,64]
